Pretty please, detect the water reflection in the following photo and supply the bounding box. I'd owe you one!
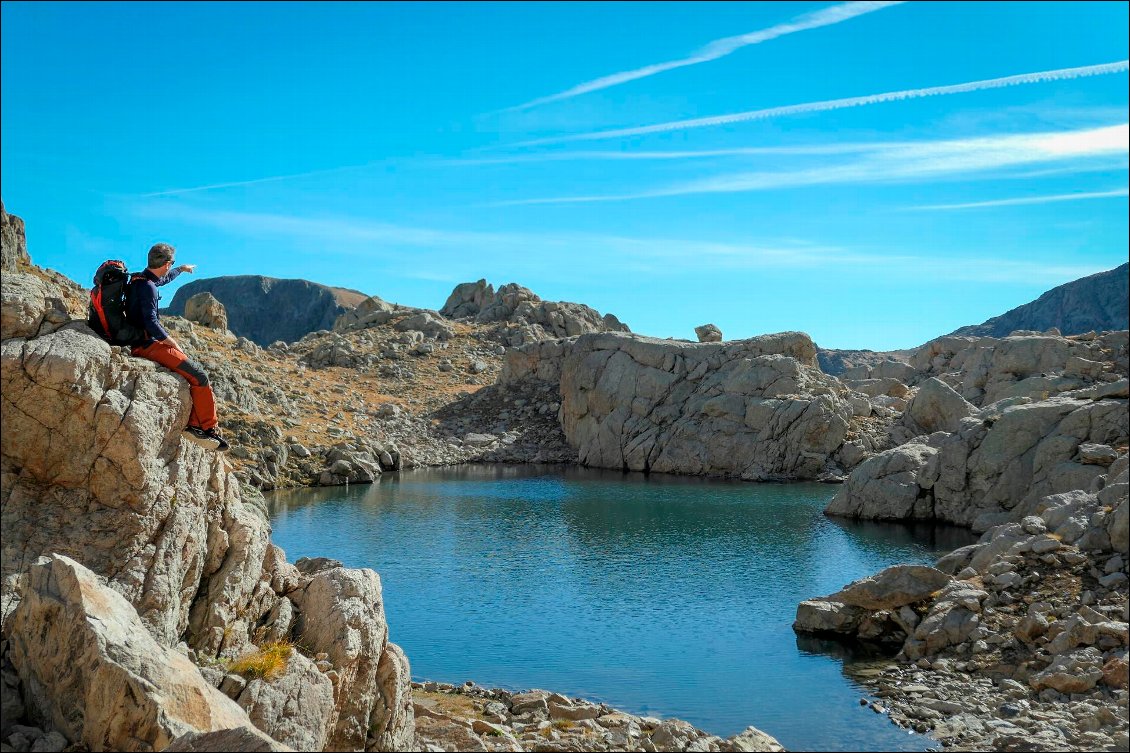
[827,516,979,560]
[265,466,970,752]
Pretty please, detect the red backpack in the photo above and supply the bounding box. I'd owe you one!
[88,260,145,345]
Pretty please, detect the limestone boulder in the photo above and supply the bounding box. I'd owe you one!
[1078,442,1118,465]
[902,378,976,435]
[235,651,334,751]
[0,268,81,341]
[503,331,856,480]
[824,443,937,520]
[818,352,915,381]
[393,310,454,340]
[289,564,415,751]
[1,272,51,340]
[440,279,494,319]
[828,565,952,610]
[931,397,1126,528]
[374,642,415,751]
[1,200,32,271]
[0,324,272,650]
[695,323,722,343]
[792,600,867,635]
[843,377,909,399]
[1029,647,1105,694]
[440,279,629,345]
[5,555,262,752]
[902,581,988,660]
[728,725,786,752]
[830,391,1128,527]
[909,333,1116,405]
[871,360,917,382]
[301,334,373,369]
[333,294,398,331]
[184,292,229,330]
[166,727,294,752]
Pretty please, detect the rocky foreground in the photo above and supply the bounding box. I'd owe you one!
[410,683,781,753]
[793,336,1128,749]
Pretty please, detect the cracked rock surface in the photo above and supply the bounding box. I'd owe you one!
[1,204,415,751]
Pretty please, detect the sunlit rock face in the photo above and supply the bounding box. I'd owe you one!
[504,331,866,480]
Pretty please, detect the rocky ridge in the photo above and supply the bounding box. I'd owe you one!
[165,276,370,346]
[951,263,1129,338]
[827,333,1129,529]
[440,279,629,346]
[502,331,894,481]
[794,337,1129,749]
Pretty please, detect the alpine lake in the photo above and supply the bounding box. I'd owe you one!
[266,465,978,752]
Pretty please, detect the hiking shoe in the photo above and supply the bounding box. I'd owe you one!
[204,428,230,453]
[182,426,222,451]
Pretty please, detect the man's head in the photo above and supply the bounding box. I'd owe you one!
[147,243,176,273]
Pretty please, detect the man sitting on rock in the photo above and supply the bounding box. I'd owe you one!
[129,242,229,452]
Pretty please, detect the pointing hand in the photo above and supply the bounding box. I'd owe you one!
[178,264,196,273]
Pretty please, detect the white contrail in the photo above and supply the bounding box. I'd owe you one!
[492,123,1129,205]
[449,141,922,165]
[909,188,1129,210]
[511,60,1130,147]
[501,1,904,112]
[139,163,379,197]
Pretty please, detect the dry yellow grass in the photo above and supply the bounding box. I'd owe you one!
[187,316,498,480]
[228,640,293,680]
[413,690,481,718]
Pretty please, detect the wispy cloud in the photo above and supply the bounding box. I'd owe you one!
[130,201,523,247]
[447,142,916,166]
[510,60,1130,147]
[493,123,1130,205]
[127,200,1107,285]
[908,187,1129,211]
[139,163,380,197]
[499,1,904,112]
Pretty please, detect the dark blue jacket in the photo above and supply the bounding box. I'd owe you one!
[128,268,182,346]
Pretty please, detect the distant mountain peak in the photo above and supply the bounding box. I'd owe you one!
[165,276,370,345]
[950,263,1129,338]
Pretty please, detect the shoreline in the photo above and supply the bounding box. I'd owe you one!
[266,466,970,753]
[409,680,786,753]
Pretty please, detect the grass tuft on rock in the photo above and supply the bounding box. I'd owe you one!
[228,640,293,680]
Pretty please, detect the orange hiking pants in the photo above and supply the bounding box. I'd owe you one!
[131,340,218,431]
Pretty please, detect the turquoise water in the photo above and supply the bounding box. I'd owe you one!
[266,465,975,751]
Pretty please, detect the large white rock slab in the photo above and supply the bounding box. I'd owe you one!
[5,555,266,752]
[503,331,863,480]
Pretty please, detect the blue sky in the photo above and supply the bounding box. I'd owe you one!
[2,1,1127,350]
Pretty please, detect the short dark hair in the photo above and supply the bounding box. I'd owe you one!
[147,243,175,269]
